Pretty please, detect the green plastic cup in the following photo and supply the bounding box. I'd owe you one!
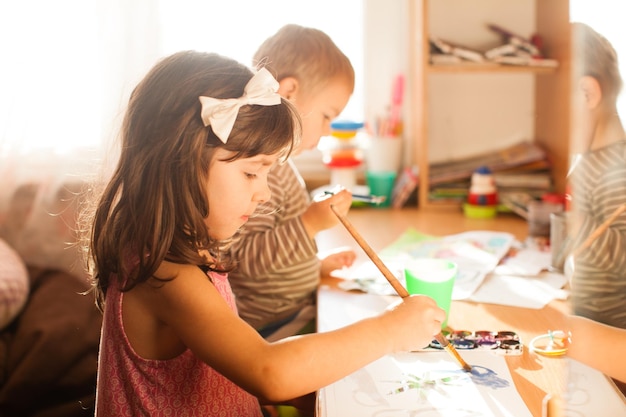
[404,259,457,329]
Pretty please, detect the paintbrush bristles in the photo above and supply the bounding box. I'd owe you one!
[435,333,473,372]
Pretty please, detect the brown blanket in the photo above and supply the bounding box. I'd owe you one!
[0,267,102,417]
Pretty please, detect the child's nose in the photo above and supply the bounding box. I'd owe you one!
[255,182,272,203]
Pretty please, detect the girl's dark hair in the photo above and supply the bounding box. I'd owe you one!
[88,51,300,310]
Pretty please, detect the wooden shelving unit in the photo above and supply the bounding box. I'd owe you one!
[408,0,571,208]
[430,63,558,74]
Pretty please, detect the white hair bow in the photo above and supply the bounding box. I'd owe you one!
[199,67,281,143]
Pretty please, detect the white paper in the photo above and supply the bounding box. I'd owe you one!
[495,247,552,276]
[468,271,568,309]
[333,229,515,300]
[319,350,532,417]
[564,359,626,415]
[332,229,573,308]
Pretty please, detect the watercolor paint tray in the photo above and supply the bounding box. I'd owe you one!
[421,330,523,356]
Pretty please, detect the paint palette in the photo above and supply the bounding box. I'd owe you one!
[424,330,523,356]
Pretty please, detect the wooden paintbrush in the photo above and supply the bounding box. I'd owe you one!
[330,204,472,372]
[572,203,626,257]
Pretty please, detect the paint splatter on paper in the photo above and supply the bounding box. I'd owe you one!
[320,351,532,417]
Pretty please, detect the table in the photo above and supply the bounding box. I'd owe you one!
[314,207,622,417]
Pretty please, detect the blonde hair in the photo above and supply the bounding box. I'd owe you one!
[572,22,622,103]
[253,24,355,97]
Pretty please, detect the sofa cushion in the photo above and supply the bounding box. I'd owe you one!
[0,267,102,417]
[0,239,29,330]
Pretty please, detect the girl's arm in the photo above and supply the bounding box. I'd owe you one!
[567,315,626,383]
[130,261,444,402]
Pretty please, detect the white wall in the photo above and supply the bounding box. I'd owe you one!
[308,1,626,181]
[425,0,537,163]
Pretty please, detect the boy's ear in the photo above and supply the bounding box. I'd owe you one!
[277,77,299,100]
[579,75,602,109]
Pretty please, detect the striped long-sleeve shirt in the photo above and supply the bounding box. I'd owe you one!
[568,140,626,328]
[227,159,320,330]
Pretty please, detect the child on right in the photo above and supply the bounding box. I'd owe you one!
[85,50,445,417]
[565,22,626,329]
[565,314,626,384]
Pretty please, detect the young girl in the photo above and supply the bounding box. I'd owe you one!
[227,24,358,341]
[87,51,444,416]
[566,22,626,329]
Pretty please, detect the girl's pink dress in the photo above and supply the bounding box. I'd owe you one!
[95,270,262,416]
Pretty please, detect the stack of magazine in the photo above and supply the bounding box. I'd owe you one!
[428,141,553,204]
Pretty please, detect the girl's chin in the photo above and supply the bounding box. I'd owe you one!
[211,229,239,241]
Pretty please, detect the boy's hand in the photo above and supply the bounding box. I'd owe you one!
[319,248,357,277]
[301,188,352,238]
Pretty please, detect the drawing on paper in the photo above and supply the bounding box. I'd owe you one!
[321,351,533,417]
[336,229,516,299]
[386,365,510,400]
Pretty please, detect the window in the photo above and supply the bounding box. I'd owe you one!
[156,0,366,181]
[0,1,367,189]
[158,0,364,122]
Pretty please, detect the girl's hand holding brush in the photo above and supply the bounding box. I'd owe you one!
[329,204,473,371]
[380,294,446,352]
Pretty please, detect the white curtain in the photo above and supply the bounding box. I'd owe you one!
[0,0,162,276]
[0,0,364,276]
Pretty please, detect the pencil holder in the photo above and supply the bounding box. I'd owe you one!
[365,136,402,173]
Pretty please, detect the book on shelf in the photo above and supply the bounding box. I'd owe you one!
[484,43,518,60]
[428,141,550,186]
[495,158,552,174]
[498,192,538,219]
[430,53,463,65]
[492,55,558,68]
[430,36,485,63]
[428,23,559,69]
[391,165,419,208]
[428,172,551,203]
[486,24,542,58]
[492,170,552,190]
[429,185,468,201]
[507,34,542,57]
